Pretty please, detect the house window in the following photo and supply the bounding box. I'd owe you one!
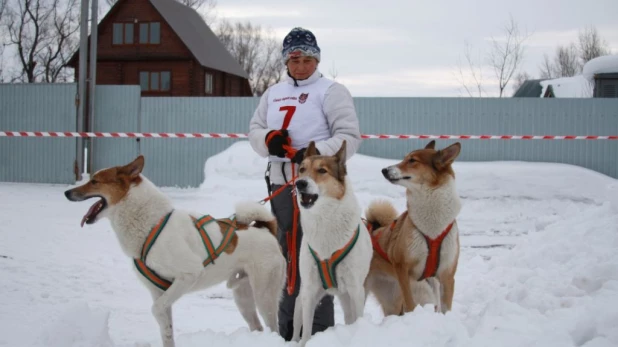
[113,22,134,44]
[139,71,171,92]
[205,73,214,94]
[139,22,161,44]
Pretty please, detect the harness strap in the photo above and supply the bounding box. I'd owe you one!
[135,211,238,291]
[363,218,395,264]
[286,162,300,295]
[199,216,237,267]
[135,210,174,291]
[309,225,360,290]
[418,222,454,281]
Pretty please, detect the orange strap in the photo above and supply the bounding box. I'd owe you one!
[365,220,395,263]
[134,211,237,291]
[286,162,300,295]
[418,222,454,281]
[309,226,360,290]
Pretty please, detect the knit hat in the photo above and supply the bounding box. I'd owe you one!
[281,27,321,63]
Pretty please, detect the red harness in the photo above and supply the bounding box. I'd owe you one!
[364,218,455,281]
[365,220,395,263]
[417,222,454,281]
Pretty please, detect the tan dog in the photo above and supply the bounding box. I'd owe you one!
[364,140,462,315]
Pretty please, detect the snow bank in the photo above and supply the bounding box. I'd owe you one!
[1,141,618,347]
[582,55,618,81]
[36,303,114,347]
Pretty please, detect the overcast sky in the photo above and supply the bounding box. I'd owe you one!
[208,0,618,97]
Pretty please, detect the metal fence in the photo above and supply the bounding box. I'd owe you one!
[1,84,617,187]
[0,83,77,184]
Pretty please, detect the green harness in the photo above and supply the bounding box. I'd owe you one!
[133,210,237,291]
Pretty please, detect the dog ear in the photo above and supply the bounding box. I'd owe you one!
[122,155,145,179]
[425,140,436,150]
[334,140,347,180]
[334,140,347,164]
[433,142,461,170]
[305,141,318,158]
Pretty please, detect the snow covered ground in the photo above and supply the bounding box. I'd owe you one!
[1,141,617,347]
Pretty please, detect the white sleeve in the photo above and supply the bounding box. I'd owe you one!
[314,82,362,160]
[248,89,272,158]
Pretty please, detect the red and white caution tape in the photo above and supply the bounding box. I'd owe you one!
[1,131,617,140]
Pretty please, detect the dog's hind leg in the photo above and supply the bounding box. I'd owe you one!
[151,273,199,347]
[247,265,284,333]
[231,275,263,331]
[338,291,355,324]
[341,287,365,324]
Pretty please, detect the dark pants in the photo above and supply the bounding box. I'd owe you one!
[270,183,334,341]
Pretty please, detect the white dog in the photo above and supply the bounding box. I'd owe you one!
[291,141,373,346]
[64,155,286,347]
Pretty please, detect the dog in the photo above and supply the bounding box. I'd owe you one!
[64,155,286,347]
[364,140,462,315]
[290,140,373,346]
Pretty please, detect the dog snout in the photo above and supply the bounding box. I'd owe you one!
[381,168,389,178]
[64,189,81,201]
[295,180,308,191]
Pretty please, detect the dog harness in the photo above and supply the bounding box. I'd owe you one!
[363,216,455,281]
[133,210,238,291]
[309,225,360,290]
[363,219,396,263]
[417,222,454,281]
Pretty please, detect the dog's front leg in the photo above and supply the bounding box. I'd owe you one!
[298,285,324,347]
[291,293,303,342]
[395,264,416,313]
[151,273,199,347]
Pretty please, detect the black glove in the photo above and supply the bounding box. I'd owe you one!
[265,129,290,158]
[291,147,320,165]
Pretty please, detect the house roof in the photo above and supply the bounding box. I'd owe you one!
[149,0,248,79]
[68,0,249,79]
[512,79,546,97]
[540,75,593,98]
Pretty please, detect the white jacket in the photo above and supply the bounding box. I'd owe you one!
[249,70,362,185]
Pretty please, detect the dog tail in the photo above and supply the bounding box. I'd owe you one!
[365,199,398,230]
[234,200,277,237]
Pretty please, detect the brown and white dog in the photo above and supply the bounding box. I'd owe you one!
[364,140,462,315]
[64,155,286,347]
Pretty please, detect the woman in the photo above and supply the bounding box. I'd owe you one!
[248,27,362,340]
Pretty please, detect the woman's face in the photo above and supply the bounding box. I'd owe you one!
[287,56,318,80]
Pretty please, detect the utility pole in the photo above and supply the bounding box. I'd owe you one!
[88,0,98,175]
[76,0,89,181]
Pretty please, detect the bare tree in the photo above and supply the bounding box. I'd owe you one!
[41,0,79,82]
[511,71,531,95]
[539,53,555,79]
[6,0,52,82]
[4,0,79,83]
[215,19,284,96]
[553,43,580,77]
[454,40,486,97]
[538,25,610,81]
[577,25,610,65]
[487,14,531,97]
